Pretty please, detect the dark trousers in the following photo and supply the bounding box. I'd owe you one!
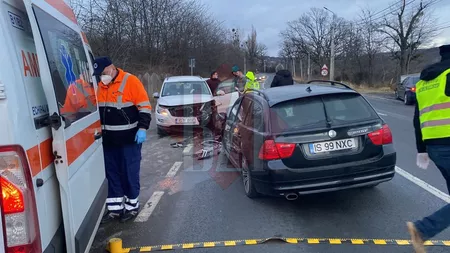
[415,145,450,240]
[104,144,142,213]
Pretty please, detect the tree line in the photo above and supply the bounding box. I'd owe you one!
[69,0,267,77]
[280,0,446,86]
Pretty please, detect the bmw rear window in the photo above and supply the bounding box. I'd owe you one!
[270,93,379,132]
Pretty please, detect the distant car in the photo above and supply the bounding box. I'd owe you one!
[154,76,217,136]
[222,81,396,199]
[213,78,240,114]
[395,75,420,105]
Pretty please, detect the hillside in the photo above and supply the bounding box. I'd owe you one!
[262,47,442,86]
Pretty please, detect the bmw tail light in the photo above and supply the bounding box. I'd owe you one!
[368,125,393,146]
[258,140,296,160]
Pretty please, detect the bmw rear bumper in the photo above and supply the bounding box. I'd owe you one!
[251,146,396,197]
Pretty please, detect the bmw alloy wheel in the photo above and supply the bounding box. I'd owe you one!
[241,157,259,198]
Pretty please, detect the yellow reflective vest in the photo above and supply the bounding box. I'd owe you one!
[416,68,450,141]
[244,71,260,91]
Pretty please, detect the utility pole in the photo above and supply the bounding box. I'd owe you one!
[324,7,336,81]
[307,52,311,80]
[264,60,266,72]
[300,59,303,80]
[244,54,247,74]
[241,42,248,74]
[292,58,296,77]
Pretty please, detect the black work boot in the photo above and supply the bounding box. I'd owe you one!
[120,210,138,223]
[101,211,121,224]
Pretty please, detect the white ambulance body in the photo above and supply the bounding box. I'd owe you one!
[0,0,106,252]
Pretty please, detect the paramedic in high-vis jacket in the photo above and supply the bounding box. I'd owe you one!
[231,65,260,93]
[407,44,450,253]
[93,57,152,223]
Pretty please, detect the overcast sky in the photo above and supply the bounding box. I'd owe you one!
[199,0,450,56]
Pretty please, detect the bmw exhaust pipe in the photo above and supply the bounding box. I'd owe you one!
[285,193,298,201]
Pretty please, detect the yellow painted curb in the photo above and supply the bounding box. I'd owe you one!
[105,237,450,252]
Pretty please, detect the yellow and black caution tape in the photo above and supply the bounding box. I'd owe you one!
[107,237,450,252]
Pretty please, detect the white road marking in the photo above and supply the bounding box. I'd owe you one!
[375,109,411,121]
[395,166,450,203]
[377,112,387,116]
[166,161,183,177]
[135,191,164,222]
[183,144,193,155]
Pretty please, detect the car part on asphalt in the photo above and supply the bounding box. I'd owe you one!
[193,140,222,160]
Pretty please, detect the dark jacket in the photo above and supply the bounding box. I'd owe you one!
[271,70,294,88]
[413,60,450,153]
[206,78,221,95]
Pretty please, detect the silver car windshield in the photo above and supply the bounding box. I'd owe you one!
[161,81,211,96]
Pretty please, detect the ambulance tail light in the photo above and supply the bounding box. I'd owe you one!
[0,146,41,253]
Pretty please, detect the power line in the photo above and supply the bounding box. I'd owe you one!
[356,0,416,25]
[356,0,444,26]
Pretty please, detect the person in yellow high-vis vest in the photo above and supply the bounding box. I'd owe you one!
[231,65,260,94]
[407,44,450,253]
[243,71,260,91]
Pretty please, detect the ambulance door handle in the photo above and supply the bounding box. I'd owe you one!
[94,132,102,140]
[44,112,62,130]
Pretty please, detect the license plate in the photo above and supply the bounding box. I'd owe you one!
[175,117,198,125]
[309,138,356,154]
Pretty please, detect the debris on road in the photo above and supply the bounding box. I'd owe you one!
[193,140,222,160]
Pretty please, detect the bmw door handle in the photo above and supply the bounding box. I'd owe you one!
[94,132,102,140]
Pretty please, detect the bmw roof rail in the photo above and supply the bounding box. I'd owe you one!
[244,89,268,100]
[307,80,354,90]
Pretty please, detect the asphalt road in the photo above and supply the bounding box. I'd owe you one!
[90,77,450,253]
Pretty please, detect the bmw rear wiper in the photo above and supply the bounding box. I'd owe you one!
[320,97,333,127]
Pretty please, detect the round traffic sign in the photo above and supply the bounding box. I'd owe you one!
[321,69,328,76]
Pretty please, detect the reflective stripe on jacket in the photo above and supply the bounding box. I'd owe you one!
[244,71,260,91]
[97,68,151,146]
[416,68,450,141]
[60,78,97,114]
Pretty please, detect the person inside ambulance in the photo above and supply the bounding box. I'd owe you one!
[60,73,96,115]
[93,56,152,223]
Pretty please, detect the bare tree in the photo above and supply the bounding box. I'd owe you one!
[280,7,348,74]
[71,0,245,76]
[243,26,268,71]
[380,0,437,75]
[359,9,383,84]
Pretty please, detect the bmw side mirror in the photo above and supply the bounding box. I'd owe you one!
[153,92,159,99]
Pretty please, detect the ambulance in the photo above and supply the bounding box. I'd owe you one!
[0,0,106,252]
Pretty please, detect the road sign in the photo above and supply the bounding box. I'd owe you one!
[321,64,329,76]
[189,58,196,68]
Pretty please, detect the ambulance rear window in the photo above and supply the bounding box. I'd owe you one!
[33,7,97,125]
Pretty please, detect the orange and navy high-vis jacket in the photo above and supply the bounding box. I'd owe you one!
[61,78,97,114]
[97,68,151,146]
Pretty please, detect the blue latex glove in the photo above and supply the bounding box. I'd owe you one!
[135,129,146,144]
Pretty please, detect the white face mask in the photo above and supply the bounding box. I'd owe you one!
[100,69,113,84]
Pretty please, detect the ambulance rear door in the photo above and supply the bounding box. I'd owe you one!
[22,1,107,252]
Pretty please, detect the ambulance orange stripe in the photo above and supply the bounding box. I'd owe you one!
[27,120,101,175]
[45,0,77,24]
[26,145,41,177]
[40,138,54,170]
[66,120,101,165]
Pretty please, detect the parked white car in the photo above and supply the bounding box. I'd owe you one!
[154,76,217,135]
